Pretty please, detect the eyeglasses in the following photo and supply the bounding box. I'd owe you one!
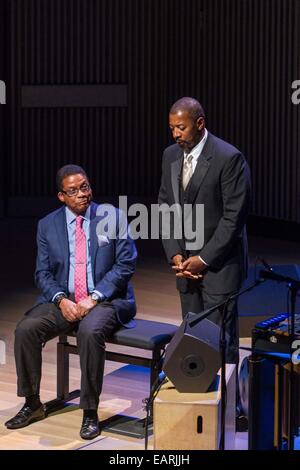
[61,183,91,197]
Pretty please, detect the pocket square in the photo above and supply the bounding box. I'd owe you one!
[97,234,110,247]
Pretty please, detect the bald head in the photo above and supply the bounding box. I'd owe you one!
[170,97,205,121]
[169,97,206,152]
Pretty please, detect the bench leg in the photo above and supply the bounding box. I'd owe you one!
[57,339,70,401]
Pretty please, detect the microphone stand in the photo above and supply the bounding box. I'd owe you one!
[188,277,265,450]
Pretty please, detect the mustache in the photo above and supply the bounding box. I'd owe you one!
[175,137,188,144]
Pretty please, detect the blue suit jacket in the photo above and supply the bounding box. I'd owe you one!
[35,202,137,326]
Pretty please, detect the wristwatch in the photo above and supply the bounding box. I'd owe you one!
[54,293,67,309]
[90,292,102,303]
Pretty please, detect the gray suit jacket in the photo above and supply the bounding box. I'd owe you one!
[158,132,251,294]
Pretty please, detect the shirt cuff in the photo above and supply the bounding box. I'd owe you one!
[198,255,209,266]
[92,290,105,301]
[52,291,66,303]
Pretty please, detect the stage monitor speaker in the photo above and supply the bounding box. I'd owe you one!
[163,315,222,393]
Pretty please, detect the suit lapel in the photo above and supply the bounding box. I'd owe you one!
[89,202,99,268]
[89,201,98,220]
[171,148,184,204]
[54,207,69,261]
[187,133,213,204]
[53,207,70,289]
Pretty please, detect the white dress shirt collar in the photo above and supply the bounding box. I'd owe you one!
[65,205,91,224]
[184,128,208,171]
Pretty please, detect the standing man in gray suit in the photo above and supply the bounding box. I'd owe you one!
[158,97,251,366]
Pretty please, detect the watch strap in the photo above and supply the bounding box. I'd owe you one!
[53,293,67,308]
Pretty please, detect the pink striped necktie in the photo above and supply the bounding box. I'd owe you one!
[74,216,88,303]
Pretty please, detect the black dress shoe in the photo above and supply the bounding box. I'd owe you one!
[236,413,248,432]
[80,416,100,440]
[235,401,248,432]
[5,404,46,430]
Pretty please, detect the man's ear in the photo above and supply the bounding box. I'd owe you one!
[58,192,65,204]
[197,116,205,131]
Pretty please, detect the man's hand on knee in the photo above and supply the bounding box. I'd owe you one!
[76,296,97,319]
[60,299,81,322]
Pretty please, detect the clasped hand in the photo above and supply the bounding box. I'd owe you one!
[59,296,97,322]
[172,254,205,280]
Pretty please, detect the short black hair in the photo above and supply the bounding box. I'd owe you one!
[170,97,205,121]
[56,164,88,191]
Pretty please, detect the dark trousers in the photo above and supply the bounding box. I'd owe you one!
[180,286,239,364]
[14,302,119,409]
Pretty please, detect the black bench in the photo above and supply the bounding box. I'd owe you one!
[46,319,177,437]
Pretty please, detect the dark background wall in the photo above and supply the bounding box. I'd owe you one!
[0,0,7,217]
[2,0,300,223]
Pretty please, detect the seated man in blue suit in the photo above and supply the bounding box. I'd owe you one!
[5,164,137,440]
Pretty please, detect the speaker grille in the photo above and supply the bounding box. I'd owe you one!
[163,318,221,392]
